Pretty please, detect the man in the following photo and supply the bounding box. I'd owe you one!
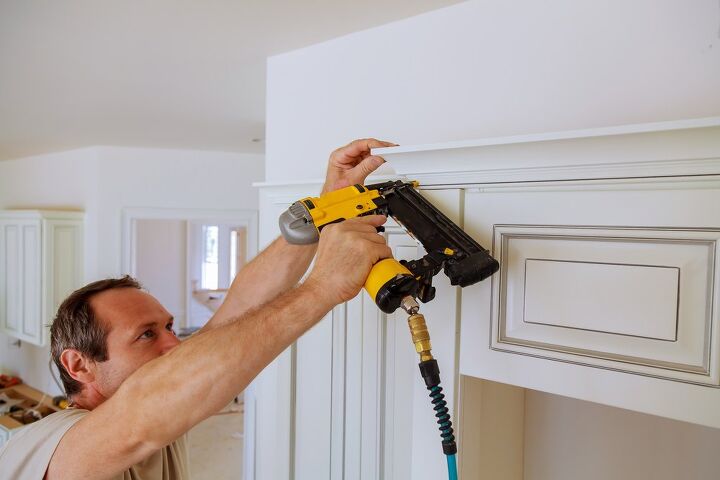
[0,138,395,479]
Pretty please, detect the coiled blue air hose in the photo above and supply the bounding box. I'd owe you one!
[419,359,458,480]
[429,385,455,446]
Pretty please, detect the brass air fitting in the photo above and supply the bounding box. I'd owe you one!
[407,313,434,362]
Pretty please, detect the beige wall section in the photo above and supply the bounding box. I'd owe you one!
[134,219,187,326]
[460,380,720,480]
[459,376,525,480]
[523,390,720,480]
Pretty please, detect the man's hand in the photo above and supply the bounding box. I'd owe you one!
[206,138,396,331]
[306,215,391,305]
[323,138,397,193]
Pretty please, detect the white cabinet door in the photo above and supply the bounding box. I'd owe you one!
[460,177,720,427]
[0,212,83,347]
[43,219,83,342]
[0,218,42,345]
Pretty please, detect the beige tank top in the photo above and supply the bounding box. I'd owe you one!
[0,408,189,479]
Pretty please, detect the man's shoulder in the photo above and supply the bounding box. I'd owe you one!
[10,408,88,442]
[0,408,89,478]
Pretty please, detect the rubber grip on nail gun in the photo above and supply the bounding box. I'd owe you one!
[364,259,419,314]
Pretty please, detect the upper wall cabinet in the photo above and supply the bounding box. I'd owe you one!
[377,117,720,428]
[0,211,83,347]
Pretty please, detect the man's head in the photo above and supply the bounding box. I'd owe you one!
[51,276,180,408]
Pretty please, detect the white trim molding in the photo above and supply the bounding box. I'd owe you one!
[373,117,720,186]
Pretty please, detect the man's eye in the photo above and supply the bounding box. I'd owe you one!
[139,330,155,340]
[166,323,175,334]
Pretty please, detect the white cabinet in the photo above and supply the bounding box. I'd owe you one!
[0,211,83,347]
[252,116,720,479]
[457,180,720,426]
[376,117,720,430]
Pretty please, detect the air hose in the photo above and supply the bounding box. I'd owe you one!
[401,297,458,480]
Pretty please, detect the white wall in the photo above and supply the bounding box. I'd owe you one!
[266,0,720,182]
[0,146,264,394]
[264,0,720,477]
[134,219,187,324]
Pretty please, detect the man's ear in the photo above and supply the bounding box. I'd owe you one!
[60,349,96,385]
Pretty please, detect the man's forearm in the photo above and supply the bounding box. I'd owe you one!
[50,279,333,479]
[128,278,331,446]
[204,236,316,330]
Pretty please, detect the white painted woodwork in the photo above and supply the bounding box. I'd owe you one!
[456,180,720,427]
[254,184,315,480]
[523,259,679,341]
[490,224,719,386]
[373,120,720,430]
[255,120,720,477]
[374,118,720,186]
[254,183,464,480]
[294,311,333,480]
[0,211,83,347]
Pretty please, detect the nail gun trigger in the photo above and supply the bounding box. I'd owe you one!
[417,277,436,303]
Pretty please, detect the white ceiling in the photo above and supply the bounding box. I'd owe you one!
[0,0,462,161]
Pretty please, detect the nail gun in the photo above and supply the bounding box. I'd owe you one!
[279,180,499,313]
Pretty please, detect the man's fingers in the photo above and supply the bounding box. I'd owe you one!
[333,138,397,163]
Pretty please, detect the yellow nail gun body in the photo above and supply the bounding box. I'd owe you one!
[279,180,499,313]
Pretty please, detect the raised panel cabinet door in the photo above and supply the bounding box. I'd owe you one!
[44,220,84,338]
[0,221,22,336]
[460,178,720,427]
[0,218,42,344]
[22,222,42,343]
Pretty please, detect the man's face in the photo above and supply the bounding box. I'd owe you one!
[88,288,181,401]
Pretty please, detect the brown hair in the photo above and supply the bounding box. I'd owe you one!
[50,275,142,397]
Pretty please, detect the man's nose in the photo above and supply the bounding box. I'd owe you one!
[159,330,181,354]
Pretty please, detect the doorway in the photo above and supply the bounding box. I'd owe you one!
[122,207,258,480]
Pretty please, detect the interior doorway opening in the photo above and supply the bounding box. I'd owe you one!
[122,207,258,480]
